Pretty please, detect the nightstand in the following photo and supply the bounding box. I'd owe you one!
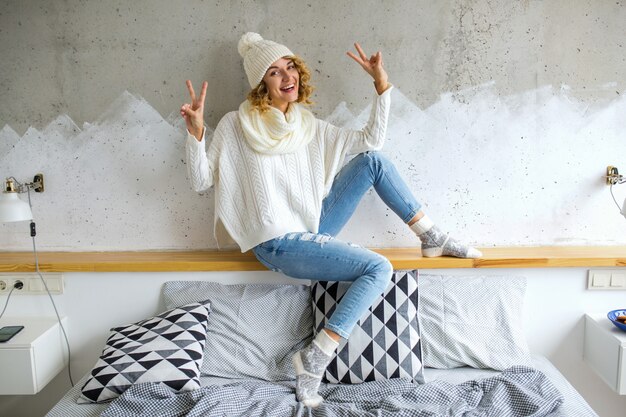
[584,314,626,395]
[0,316,68,394]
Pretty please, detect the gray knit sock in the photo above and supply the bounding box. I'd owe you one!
[410,216,482,258]
[292,330,338,408]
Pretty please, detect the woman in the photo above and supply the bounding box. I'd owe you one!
[181,32,481,407]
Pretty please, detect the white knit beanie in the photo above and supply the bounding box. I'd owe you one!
[238,32,294,88]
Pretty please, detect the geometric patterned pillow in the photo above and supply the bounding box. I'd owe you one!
[78,301,211,403]
[311,270,424,384]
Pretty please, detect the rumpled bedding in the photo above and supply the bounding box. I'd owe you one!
[101,366,563,417]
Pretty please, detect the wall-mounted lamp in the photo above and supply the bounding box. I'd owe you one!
[0,174,44,235]
[605,166,626,219]
[0,173,73,384]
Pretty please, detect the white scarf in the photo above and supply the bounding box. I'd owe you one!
[238,100,316,155]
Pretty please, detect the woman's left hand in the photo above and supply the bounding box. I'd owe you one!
[347,42,390,95]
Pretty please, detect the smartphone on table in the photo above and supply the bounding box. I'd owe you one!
[0,325,25,342]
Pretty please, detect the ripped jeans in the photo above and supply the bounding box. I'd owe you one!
[252,152,422,339]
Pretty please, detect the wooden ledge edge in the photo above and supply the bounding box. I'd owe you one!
[0,246,624,272]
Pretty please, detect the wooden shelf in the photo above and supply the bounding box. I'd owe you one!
[0,246,624,272]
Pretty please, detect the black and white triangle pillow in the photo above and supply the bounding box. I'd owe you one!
[311,270,424,384]
[78,301,211,403]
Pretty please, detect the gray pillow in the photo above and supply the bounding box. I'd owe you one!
[418,274,533,370]
[162,281,312,381]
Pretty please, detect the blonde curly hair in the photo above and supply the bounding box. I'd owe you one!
[246,55,314,112]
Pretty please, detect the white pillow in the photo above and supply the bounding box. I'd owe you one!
[418,274,532,369]
[162,281,313,381]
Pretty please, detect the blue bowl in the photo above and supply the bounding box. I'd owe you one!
[607,309,626,332]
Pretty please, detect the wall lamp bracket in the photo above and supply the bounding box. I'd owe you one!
[605,166,624,185]
[4,174,45,194]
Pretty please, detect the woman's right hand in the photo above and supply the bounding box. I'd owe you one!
[346,43,389,96]
[181,80,207,141]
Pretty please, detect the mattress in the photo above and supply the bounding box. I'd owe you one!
[45,355,597,417]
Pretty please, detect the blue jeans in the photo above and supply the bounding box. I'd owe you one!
[252,152,422,339]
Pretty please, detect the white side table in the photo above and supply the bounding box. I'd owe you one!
[0,316,68,395]
[584,314,626,395]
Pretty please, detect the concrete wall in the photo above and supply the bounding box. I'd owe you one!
[1,0,625,250]
[2,1,625,131]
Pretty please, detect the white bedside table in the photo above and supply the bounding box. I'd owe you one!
[584,314,626,395]
[0,316,68,395]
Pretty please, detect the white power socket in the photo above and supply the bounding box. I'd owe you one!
[587,270,626,290]
[0,273,64,295]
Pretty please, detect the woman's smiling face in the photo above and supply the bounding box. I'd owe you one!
[262,57,300,113]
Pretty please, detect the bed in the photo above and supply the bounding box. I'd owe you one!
[46,355,595,416]
[45,272,598,416]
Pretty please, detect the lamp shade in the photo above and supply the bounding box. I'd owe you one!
[0,191,33,222]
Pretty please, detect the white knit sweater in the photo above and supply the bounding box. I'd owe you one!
[186,86,393,252]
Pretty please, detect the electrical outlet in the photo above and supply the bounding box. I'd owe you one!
[0,273,63,295]
[587,270,626,290]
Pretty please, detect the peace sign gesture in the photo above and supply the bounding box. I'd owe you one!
[347,43,390,95]
[180,80,207,141]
